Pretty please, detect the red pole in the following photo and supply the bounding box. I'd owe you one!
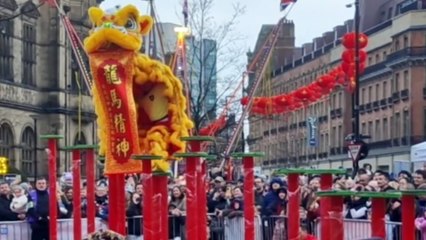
[371,198,386,238]
[243,156,255,240]
[193,141,207,240]
[329,197,344,240]
[108,174,126,235]
[287,173,300,239]
[186,142,200,240]
[72,149,82,240]
[153,174,169,240]
[86,149,96,234]
[142,160,153,240]
[47,138,58,240]
[402,195,415,240]
[320,174,333,240]
[199,159,208,240]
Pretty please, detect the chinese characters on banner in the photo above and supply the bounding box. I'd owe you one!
[89,51,141,174]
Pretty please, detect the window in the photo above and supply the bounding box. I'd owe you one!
[375,119,381,141]
[395,112,401,138]
[361,122,367,135]
[362,88,366,104]
[0,123,14,167]
[333,94,337,109]
[325,133,329,152]
[22,24,36,85]
[383,51,387,60]
[403,110,410,137]
[21,127,35,176]
[368,56,372,66]
[338,125,342,147]
[74,132,87,177]
[368,121,373,139]
[383,81,388,98]
[403,70,409,89]
[403,36,409,48]
[375,84,380,101]
[394,73,400,92]
[332,127,336,147]
[395,40,400,51]
[338,92,342,108]
[388,7,393,19]
[375,54,380,63]
[0,20,14,81]
[368,86,373,102]
[383,118,388,139]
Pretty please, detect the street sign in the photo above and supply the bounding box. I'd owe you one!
[348,144,362,162]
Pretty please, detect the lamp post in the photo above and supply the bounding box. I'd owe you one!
[346,0,369,178]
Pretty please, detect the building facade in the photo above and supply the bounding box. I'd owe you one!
[188,38,218,126]
[0,0,100,179]
[248,0,426,174]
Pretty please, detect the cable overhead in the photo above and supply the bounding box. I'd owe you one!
[0,2,45,22]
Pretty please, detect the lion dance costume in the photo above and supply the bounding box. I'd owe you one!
[84,5,193,174]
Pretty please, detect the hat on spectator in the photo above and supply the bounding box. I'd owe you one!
[214,176,224,182]
[19,182,30,193]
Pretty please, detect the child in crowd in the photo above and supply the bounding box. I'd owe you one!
[10,184,28,214]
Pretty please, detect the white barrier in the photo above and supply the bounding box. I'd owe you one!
[0,218,107,240]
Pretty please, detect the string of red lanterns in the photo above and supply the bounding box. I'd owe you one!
[241,32,369,116]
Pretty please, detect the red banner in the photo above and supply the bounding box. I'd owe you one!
[89,50,141,174]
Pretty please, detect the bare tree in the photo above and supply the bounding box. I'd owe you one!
[185,0,247,133]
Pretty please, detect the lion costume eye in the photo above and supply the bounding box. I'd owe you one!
[124,18,137,30]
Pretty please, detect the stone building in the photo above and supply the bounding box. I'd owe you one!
[248,0,426,173]
[0,0,102,180]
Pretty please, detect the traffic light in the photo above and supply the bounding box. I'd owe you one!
[0,157,8,175]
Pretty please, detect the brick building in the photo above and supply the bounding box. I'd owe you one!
[248,0,426,174]
[0,0,101,179]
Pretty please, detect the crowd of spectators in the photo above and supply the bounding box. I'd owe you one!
[3,165,426,240]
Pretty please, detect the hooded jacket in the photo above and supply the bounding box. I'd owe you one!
[261,178,285,216]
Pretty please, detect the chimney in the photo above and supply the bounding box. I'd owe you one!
[302,43,313,55]
[322,31,334,45]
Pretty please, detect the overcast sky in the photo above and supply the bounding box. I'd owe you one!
[100,0,355,50]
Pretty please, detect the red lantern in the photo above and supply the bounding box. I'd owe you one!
[342,32,369,49]
[273,94,291,107]
[341,62,365,77]
[294,87,312,101]
[240,96,249,105]
[316,75,336,93]
[256,97,274,109]
[342,49,367,63]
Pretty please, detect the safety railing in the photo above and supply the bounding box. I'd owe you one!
[0,216,410,240]
[0,218,106,240]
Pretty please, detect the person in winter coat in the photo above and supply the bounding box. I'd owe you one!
[0,181,22,221]
[126,193,142,240]
[27,177,59,240]
[261,177,285,240]
[415,208,426,240]
[262,178,285,216]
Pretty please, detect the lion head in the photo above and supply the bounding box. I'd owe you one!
[84,5,153,53]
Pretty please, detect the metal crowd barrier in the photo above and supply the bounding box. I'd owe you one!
[0,216,408,240]
[314,218,403,240]
[0,218,106,240]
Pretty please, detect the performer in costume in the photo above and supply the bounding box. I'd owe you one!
[83,5,193,174]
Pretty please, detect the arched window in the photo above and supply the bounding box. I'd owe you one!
[0,123,14,166]
[74,132,87,177]
[21,127,35,175]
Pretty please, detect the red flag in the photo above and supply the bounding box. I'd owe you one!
[280,0,296,11]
